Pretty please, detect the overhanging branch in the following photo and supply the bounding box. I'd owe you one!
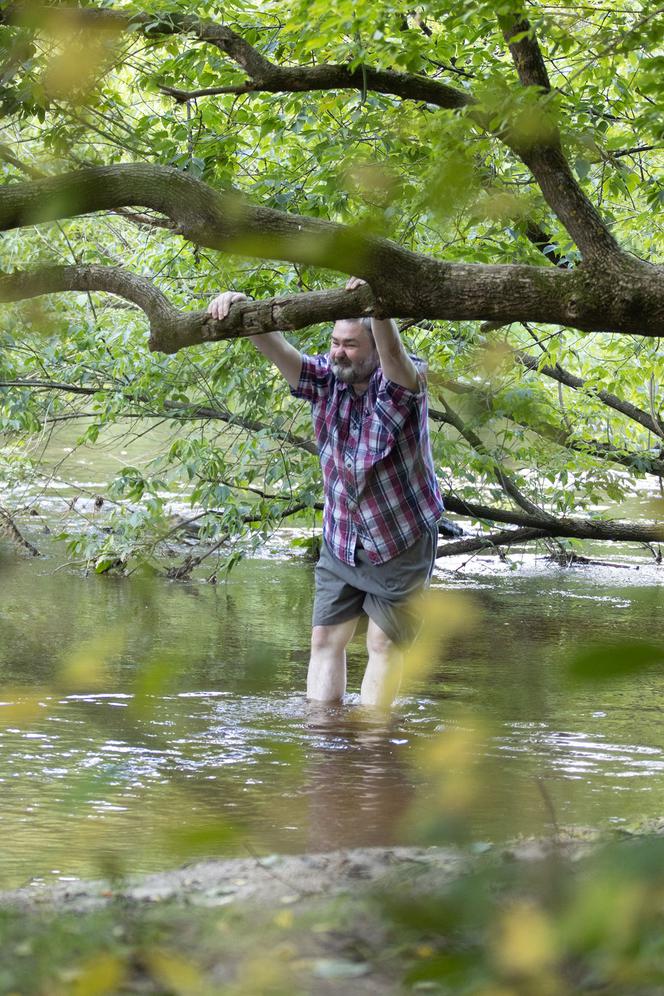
[430,383,664,478]
[1,168,663,337]
[3,373,663,552]
[499,13,622,261]
[0,2,640,265]
[159,63,470,109]
[0,376,318,456]
[515,349,664,437]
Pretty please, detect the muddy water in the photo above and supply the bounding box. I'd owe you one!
[1,543,664,890]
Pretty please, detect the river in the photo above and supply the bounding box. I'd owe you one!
[1,534,663,890]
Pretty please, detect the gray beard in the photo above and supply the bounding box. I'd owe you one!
[330,352,379,384]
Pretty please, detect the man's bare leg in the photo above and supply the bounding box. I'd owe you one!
[307,618,360,702]
[361,618,403,708]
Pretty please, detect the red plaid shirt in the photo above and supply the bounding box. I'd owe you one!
[292,353,443,565]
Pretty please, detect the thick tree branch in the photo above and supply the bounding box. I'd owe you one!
[442,493,664,542]
[0,2,634,262]
[158,62,470,109]
[1,169,663,338]
[0,264,176,325]
[0,263,381,352]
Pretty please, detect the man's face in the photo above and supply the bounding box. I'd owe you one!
[329,320,379,384]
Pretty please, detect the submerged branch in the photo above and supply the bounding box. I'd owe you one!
[436,526,552,557]
[0,506,40,556]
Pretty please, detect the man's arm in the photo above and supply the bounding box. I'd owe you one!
[344,278,419,392]
[207,292,303,389]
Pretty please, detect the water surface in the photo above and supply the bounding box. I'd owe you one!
[2,548,664,890]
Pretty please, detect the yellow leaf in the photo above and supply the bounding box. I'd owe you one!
[493,901,558,977]
[59,631,125,691]
[72,952,126,996]
[145,949,206,996]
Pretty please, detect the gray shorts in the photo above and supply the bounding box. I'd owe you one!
[312,524,439,647]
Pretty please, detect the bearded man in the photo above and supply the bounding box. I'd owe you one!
[208,277,443,707]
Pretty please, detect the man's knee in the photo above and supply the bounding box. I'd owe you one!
[311,621,356,654]
[366,621,395,658]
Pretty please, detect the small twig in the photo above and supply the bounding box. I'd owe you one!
[536,776,560,840]
[242,841,319,898]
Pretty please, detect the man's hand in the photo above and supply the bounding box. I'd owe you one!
[344,277,419,391]
[345,276,366,292]
[207,291,248,321]
[206,290,302,388]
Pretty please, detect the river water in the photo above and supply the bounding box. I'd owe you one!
[1,536,664,891]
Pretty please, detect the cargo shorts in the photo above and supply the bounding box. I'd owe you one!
[312,523,439,647]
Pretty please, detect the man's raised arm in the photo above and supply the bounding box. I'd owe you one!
[344,278,419,392]
[207,292,302,389]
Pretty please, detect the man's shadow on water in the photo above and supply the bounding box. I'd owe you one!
[301,701,416,853]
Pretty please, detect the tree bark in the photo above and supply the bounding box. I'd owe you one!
[1,177,663,338]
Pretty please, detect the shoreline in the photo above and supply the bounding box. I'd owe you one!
[0,835,604,915]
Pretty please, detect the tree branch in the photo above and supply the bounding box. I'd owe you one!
[430,385,664,478]
[0,506,41,557]
[5,371,662,552]
[441,494,664,543]
[0,2,637,263]
[157,62,470,109]
[515,349,664,437]
[436,395,558,520]
[499,13,623,261]
[0,377,319,456]
[437,526,553,557]
[523,220,571,268]
[1,169,663,338]
[1,3,470,109]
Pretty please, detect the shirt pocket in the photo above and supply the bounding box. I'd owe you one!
[365,409,397,457]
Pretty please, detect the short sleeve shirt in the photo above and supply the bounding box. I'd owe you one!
[291,353,444,565]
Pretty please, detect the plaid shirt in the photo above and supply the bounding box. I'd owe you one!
[291,353,443,566]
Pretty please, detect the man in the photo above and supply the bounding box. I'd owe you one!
[207,277,443,707]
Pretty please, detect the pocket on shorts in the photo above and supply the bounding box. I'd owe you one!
[380,527,435,595]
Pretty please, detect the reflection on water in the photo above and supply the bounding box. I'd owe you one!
[302,704,416,852]
[1,553,664,888]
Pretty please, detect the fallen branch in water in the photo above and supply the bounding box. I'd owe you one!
[0,506,40,557]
